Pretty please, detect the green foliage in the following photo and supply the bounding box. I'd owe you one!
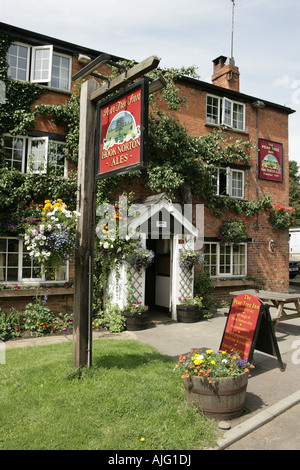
[0,167,77,236]
[269,205,295,230]
[23,297,73,337]
[0,34,47,145]
[289,160,300,226]
[34,84,81,162]
[93,303,126,333]
[0,307,22,341]
[217,217,248,245]
[23,298,56,336]
[194,269,216,312]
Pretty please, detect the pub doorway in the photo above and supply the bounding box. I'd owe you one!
[145,238,172,319]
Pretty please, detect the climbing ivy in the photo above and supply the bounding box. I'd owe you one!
[0,33,77,236]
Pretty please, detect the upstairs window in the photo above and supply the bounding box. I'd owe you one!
[31,45,53,83]
[7,43,30,81]
[213,167,244,199]
[7,42,71,92]
[3,135,67,176]
[206,94,245,131]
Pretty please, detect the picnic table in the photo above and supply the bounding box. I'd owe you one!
[229,289,300,330]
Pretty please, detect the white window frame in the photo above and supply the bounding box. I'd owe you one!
[31,45,53,84]
[204,242,247,278]
[214,167,244,199]
[48,140,68,177]
[2,134,26,172]
[0,238,69,285]
[7,42,72,92]
[206,94,246,131]
[7,42,30,82]
[50,52,72,92]
[27,136,49,174]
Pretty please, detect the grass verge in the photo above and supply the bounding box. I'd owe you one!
[0,339,217,450]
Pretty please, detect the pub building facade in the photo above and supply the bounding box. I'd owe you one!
[0,23,295,320]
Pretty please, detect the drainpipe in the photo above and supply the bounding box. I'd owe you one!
[252,100,265,229]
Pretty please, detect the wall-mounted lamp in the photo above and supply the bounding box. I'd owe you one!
[252,100,265,109]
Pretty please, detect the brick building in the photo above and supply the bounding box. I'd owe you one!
[0,23,295,318]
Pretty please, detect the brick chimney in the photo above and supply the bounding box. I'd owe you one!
[212,56,240,92]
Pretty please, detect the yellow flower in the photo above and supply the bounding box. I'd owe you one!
[211,360,216,365]
[206,349,213,354]
[140,437,145,442]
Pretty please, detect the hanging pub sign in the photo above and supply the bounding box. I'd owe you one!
[96,78,149,179]
[259,139,283,182]
[220,293,284,370]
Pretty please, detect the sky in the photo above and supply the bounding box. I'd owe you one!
[1,0,300,164]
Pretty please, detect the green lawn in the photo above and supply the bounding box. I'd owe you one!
[0,339,217,450]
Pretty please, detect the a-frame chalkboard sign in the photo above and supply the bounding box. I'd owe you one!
[220,293,284,371]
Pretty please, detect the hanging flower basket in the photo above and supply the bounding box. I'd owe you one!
[269,205,295,230]
[217,217,248,245]
[125,247,155,271]
[24,199,80,272]
[179,250,204,270]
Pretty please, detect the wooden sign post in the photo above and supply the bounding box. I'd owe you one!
[220,293,284,371]
[73,57,161,367]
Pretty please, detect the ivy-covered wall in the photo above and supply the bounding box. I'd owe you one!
[0,33,78,237]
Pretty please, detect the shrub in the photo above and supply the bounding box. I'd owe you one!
[0,307,22,341]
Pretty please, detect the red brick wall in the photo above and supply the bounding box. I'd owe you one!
[121,80,291,294]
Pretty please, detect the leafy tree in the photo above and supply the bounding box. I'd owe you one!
[289,160,300,226]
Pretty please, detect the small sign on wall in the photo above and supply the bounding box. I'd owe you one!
[259,139,283,182]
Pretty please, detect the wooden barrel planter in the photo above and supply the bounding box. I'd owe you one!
[176,305,201,323]
[121,311,149,331]
[182,372,248,420]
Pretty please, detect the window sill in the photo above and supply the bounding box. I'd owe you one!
[204,122,249,136]
[0,287,74,297]
[212,278,253,288]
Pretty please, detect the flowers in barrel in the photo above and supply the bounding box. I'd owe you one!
[24,199,80,271]
[217,217,248,245]
[123,300,148,315]
[174,349,254,381]
[179,295,203,308]
[269,205,295,230]
[179,250,204,269]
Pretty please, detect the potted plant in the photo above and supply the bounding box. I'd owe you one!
[121,301,149,331]
[179,250,204,270]
[174,348,254,420]
[176,295,203,323]
[217,217,248,245]
[269,205,295,230]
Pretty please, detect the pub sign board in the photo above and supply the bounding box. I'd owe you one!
[259,139,283,182]
[96,78,149,179]
[220,293,284,370]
